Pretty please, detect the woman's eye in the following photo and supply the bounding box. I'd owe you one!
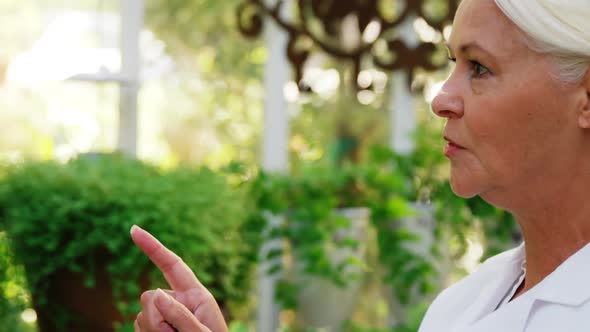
[470,61,490,78]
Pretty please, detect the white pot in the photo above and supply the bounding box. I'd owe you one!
[293,207,370,332]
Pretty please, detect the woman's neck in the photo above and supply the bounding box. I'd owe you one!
[511,189,590,293]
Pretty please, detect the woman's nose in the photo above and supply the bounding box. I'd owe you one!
[431,80,464,119]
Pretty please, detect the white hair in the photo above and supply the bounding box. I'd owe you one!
[494,0,590,84]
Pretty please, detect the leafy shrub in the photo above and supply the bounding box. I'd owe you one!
[0,154,260,331]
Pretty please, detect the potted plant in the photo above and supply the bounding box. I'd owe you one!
[0,154,260,332]
[250,155,414,331]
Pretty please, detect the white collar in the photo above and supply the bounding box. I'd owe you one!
[453,241,590,332]
[526,241,590,306]
[494,240,590,305]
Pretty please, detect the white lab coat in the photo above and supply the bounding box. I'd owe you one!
[419,242,590,332]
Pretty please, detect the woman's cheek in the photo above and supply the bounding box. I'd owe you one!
[470,79,489,95]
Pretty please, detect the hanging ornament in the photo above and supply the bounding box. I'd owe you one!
[237,0,459,92]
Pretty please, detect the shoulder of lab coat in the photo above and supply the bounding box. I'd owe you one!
[418,244,525,332]
[418,242,590,332]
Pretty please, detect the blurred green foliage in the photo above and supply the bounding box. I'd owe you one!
[143,0,266,166]
[0,154,261,331]
[253,161,398,290]
[250,154,420,310]
[0,232,36,332]
[146,0,264,79]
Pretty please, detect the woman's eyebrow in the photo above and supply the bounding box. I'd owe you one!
[446,42,495,59]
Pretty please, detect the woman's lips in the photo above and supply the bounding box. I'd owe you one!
[444,142,465,157]
[443,136,466,157]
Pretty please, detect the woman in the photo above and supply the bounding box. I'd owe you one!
[130,0,590,331]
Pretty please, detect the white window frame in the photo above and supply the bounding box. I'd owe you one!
[69,0,144,157]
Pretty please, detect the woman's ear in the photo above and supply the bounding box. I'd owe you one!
[577,70,590,128]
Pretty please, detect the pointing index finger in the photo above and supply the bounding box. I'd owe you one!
[131,225,203,292]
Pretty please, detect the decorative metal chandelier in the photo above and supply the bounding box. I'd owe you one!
[237,0,459,92]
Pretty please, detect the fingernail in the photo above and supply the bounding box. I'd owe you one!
[155,288,172,309]
[130,225,140,235]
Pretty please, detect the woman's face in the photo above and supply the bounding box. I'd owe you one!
[431,0,588,208]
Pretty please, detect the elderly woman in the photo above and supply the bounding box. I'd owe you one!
[130,0,590,331]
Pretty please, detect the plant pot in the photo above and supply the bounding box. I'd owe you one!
[33,252,150,332]
[293,207,370,332]
[32,255,233,332]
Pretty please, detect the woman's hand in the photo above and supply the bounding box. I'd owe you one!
[130,225,229,332]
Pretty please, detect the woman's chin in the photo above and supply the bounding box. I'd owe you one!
[449,176,480,199]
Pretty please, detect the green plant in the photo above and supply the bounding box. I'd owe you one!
[251,162,369,308]
[361,143,441,307]
[250,151,425,310]
[0,231,36,332]
[0,154,260,331]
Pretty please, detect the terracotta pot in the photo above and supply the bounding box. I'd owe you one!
[32,256,232,331]
[34,253,150,332]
